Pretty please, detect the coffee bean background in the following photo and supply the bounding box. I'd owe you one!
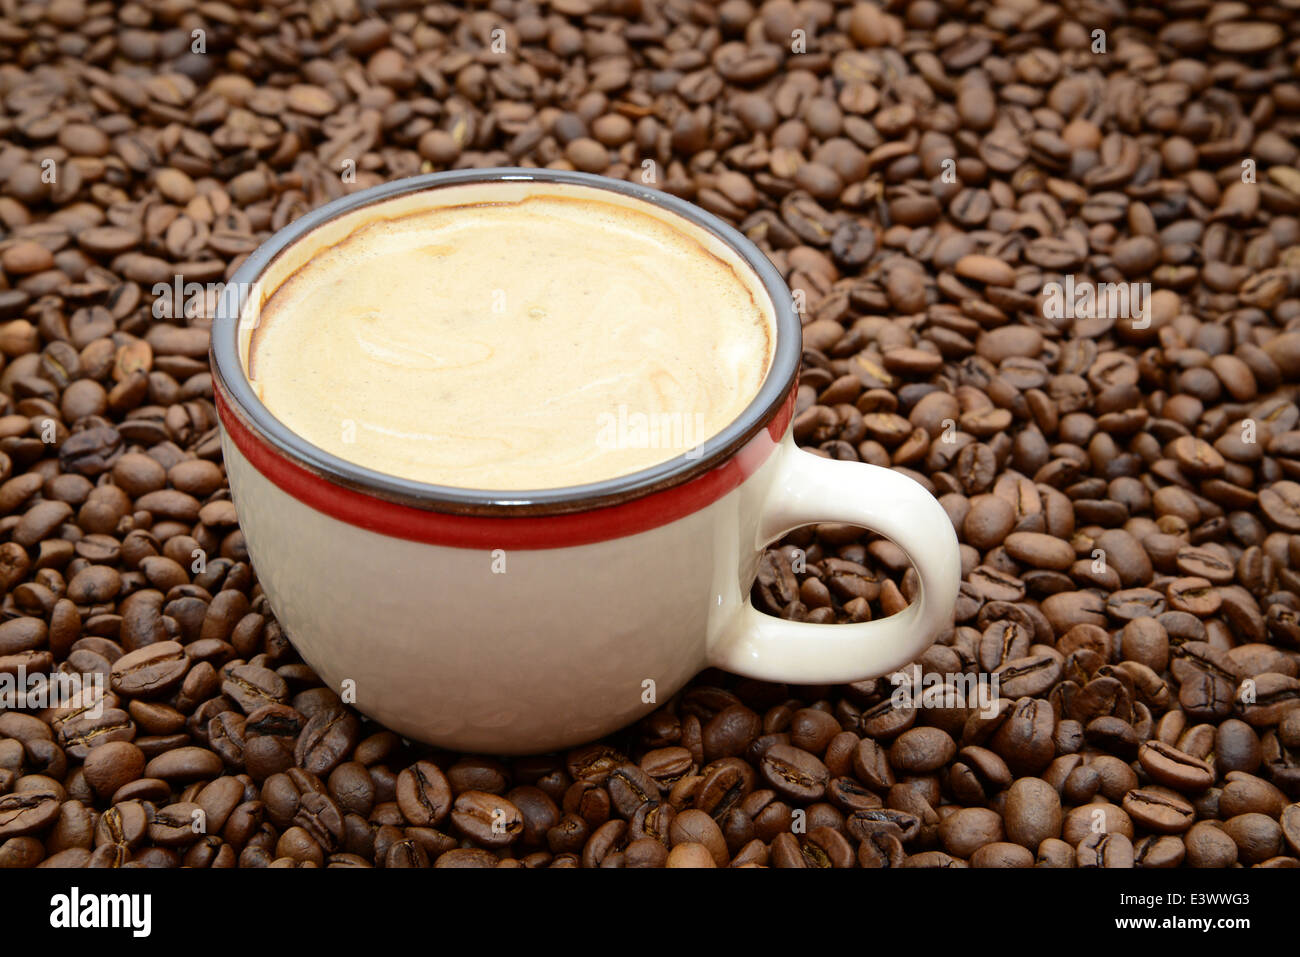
[2,1,1300,868]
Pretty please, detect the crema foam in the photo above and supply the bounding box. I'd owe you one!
[245,185,774,490]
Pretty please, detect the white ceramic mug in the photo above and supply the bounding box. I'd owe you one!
[211,169,961,754]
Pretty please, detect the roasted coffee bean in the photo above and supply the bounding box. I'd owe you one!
[701,704,762,760]
[857,827,906,868]
[788,708,841,756]
[208,712,247,768]
[939,807,1004,858]
[450,791,523,847]
[759,745,829,802]
[1138,741,1215,792]
[0,789,61,838]
[889,727,956,774]
[109,641,189,697]
[222,664,289,713]
[1185,821,1239,868]
[144,747,223,783]
[1215,720,1263,776]
[846,808,920,844]
[607,764,659,818]
[1282,804,1300,856]
[640,748,695,790]
[1180,672,1236,722]
[1219,774,1287,819]
[396,761,452,827]
[1003,777,1062,850]
[1223,813,1284,865]
[566,745,626,784]
[82,741,145,799]
[93,801,149,849]
[629,799,676,846]
[506,786,559,849]
[148,802,204,847]
[990,699,1056,775]
[294,708,360,776]
[695,758,754,817]
[564,780,612,827]
[852,737,895,792]
[1077,832,1135,868]
[996,655,1063,699]
[53,707,132,761]
[1123,788,1196,834]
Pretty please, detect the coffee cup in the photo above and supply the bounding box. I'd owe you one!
[211,168,960,754]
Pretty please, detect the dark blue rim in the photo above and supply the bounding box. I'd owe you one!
[211,168,800,514]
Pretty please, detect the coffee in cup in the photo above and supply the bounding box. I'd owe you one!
[245,182,775,490]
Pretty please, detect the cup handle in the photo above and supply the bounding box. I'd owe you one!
[709,443,962,684]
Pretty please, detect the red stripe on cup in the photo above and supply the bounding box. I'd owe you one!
[214,383,795,550]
